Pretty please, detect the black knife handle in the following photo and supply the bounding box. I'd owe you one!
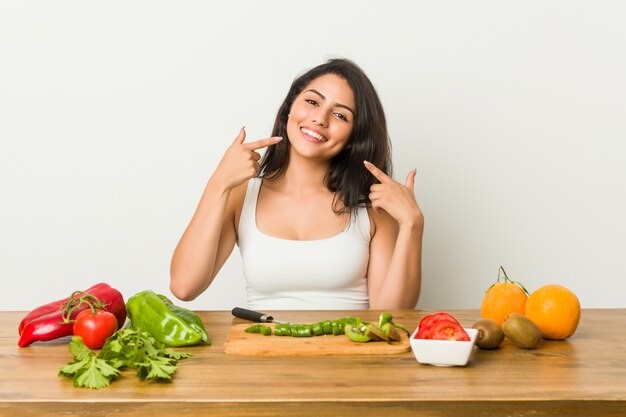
[231,307,274,323]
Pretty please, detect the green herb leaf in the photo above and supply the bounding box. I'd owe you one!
[136,356,177,380]
[68,336,94,361]
[58,357,90,377]
[73,357,119,389]
[59,327,191,389]
[161,348,192,360]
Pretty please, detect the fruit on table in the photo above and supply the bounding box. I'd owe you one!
[502,312,542,349]
[481,266,529,325]
[344,323,372,343]
[471,318,505,349]
[365,323,390,341]
[525,284,581,340]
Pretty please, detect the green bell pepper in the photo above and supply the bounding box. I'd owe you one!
[157,294,211,344]
[126,290,210,346]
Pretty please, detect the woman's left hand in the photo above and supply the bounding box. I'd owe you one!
[363,160,424,228]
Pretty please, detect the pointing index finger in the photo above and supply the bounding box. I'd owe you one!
[363,160,391,183]
[244,136,283,151]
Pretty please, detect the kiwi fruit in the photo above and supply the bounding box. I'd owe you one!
[502,313,542,349]
[364,324,389,341]
[381,322,402,342]
[344,324,372,343]
[471,319,505,349]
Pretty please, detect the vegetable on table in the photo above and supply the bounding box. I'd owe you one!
[245,324,272,335]
[273,317,357,338]
[73,308,118,349]
[126,290,210,347]
[18,283,126,347]
[158,294,211,344]
[415,312,470,341]
[244,313,408,344]
[59,328,191,389]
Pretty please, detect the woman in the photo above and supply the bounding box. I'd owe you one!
[170,58,424,309]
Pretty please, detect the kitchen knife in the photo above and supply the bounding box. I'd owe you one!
[231,307,287,324]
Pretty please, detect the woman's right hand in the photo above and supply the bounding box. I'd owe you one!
[210,128,283,192]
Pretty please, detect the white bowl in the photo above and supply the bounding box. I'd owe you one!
[409,327,478,367]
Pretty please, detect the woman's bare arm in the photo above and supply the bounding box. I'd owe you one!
[364,161,424,309]
[169,129,282,300]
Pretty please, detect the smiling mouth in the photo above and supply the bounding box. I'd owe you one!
[301,128,328,143]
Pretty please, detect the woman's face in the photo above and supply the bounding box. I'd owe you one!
[286,73,355,162]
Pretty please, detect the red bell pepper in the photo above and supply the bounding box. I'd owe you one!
[18,283,126,347]
[18,282,110,335]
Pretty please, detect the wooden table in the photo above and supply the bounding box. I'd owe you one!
[1,309,624,417]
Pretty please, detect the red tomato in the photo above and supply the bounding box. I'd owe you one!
[416,312,462,339]
[429,319,470,341]
[73,309,118,349]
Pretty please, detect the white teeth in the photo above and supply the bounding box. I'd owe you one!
[302,128,327,142]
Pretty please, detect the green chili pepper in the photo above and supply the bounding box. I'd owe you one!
[245,324,272,335]
[312,322,324,336]
[126,290,210,346]
[275,324,291,336]
[245,324,262,333]
[240,313,407,341]
[379,312,409,336]
[322,320,333,334]
[291,325,313,337]
[379,312,393,328]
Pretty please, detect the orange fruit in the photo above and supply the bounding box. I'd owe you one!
[525,284,580,340]
[480,267,529,325]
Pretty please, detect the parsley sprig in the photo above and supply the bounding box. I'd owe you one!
[59,328,191,389]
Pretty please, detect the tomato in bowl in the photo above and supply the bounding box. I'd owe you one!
[410,312,477,366]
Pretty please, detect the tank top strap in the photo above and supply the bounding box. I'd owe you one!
[351,204,371,243]
[238,177,262,241]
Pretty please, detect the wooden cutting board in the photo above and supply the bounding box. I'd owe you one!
[224,323,411,356]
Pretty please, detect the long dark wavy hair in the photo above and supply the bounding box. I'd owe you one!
[258,58,392,213]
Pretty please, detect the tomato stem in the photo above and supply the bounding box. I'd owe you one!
[60,291,107,323]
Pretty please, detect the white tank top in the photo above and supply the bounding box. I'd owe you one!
[238,177,371,310]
